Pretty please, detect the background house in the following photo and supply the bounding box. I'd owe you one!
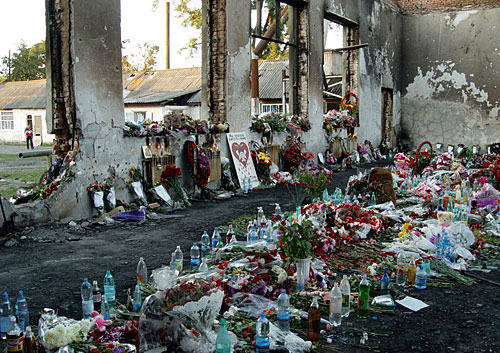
[0,80,54,145]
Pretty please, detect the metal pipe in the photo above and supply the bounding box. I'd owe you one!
[19,150,52,158]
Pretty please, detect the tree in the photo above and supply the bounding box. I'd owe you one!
[121,41,159,72]
[1,41,46,82]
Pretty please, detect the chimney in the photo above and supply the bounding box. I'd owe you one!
[166,1,170,69]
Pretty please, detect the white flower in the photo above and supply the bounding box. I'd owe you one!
[223,305,239,319]
[367,263,379,276]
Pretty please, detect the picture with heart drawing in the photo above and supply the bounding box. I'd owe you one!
[226,132,259,189]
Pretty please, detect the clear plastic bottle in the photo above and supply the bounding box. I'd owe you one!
[322,188,329,201]
[199,257,209,272]
[340,275,351,318]
[257,207,265,226]
[274,203,281,217]
[103,270,116,307]
[247,225,258,244]
[260,224,270,243]
[329,282,342,327]
[415,265,427,290]
[242,177,248,194]
[248,178,253,193]
[1,292,13,339]
[357,275,370,319]
[190,242,201,268]
[200,230,210,256]
[380,269,391,295]
[92,281,102,308]
[15,291,29,332]
[215,318,231,353]
[277,289,290,332]
[229,230,238,244]
[396,252,407,286]
[256,312,270,353]
[226,224,235,244]
[174,246,184,273]
[212,227,222,248]
[101,296,110,320]
[407,255,417,287]
[81,278,94,320]
[132,282,142,312]
[6,316,23,352]
[136,257,148,285]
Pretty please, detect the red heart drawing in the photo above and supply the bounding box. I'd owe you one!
[231,142,250,168]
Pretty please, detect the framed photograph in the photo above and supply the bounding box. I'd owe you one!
[142,145,153,159]
[435,142,442,151]
[472,145,480,155]
[447,145,454,154]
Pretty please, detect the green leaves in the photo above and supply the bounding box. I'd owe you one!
[1,41,46,82]
[279,219,318,265]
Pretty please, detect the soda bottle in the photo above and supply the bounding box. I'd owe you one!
[407,255,417,287]
[340,275,351,318]
[212,227,221,249]
[103,270,116,307]
[357,275,370,319]
[190,242,201,269]
[215,318,231,353]
[200,230,210,257]
[174,246,184,273]
[380,269,391,295]
[15,291,29,331]
[101,296,110,320]
[92,281,102,308]
[226,224,235,244]
[329,282,342,327]
[277,289,290,332]
[1,292,13,339]
[6,316,23,353]
[81,278,94,320]
[132,282,142,312]
[136,257,148,285]
[307,297,321,344]
[23,326,35,353]
[396,252,407,286]
[415,265,427,290]
[256,312,270,353]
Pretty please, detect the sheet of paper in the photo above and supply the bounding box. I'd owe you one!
[396,296,429,312]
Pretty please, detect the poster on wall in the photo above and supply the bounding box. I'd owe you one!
[226,132,259,190]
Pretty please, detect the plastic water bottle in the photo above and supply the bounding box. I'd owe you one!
[199,257,209,272]
[277,290,290,332]
[248,225,258,244]
[329,282,342,326]
[174,246,183,273]
[132,282,142,312]
[257,207,264,225]
[136,257,148,285]
[396,252,407,286]
[415,265,427,289]
[274,203,281,217]
[1,292,13,339]
[380,269,391,295]
[357,275,370,319]
[81,278,94,320]
[169,251,177,271]
[212,227,222,249]
[190,242,201,269]
[6,316,23,351]
[215,318,231,353]
[92,280,102,308]
[226,224,235,244]
[242,177,248,193]
[248,178,253,193]
[256,312,270,353]
[15,291,29,331]
[103,270,116,307]
[322,188,329,201]
[340,275,350,317]
[200,230,210,256]
[101,296,110,320]
[260,224,270,242]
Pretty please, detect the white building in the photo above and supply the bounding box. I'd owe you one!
[0,80,55,145]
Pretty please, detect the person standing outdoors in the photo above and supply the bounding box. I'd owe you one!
[25,124,34,149]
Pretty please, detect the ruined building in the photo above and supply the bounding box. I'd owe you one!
[28,0,500,222]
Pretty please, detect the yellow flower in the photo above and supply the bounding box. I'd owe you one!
[257,152,271,164]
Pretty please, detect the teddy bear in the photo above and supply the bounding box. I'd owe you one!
[437,211,454,228]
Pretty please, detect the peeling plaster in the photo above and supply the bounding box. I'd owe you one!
[406,63,494,108]
[444,10,478,29]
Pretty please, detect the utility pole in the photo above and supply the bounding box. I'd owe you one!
[8,50,11,81]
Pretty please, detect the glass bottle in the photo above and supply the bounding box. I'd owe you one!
[357,275,370,319]
[407,255,416,286]
[307,297,321,344]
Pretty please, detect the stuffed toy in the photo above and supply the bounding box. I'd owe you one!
[315,272,327,289]
[91,311,112,332]
[437,211,454,228]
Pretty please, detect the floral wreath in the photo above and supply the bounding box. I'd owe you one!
[339,92,359,118]
[184,141,211,187]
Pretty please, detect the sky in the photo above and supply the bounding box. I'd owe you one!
[0,0,201,70]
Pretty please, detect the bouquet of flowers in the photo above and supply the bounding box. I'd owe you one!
[323,109,356,132]
[278,218,318,266]
[39,309,92,350]
[339,91,359,119]
[288,116,311,132]
[297,165,334,200]
[250,113,287,134]
[87,182,105,214]
[251,149,273,185]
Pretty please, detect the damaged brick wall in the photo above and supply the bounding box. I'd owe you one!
[46,0,78,157]
[397,0,500,13]
[207,0,227,121]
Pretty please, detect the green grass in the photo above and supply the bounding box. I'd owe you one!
[0,169,46,198]
[0,169,46,182]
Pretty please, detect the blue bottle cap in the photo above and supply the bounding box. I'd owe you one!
[260,312,265,318]
[281,289,286,294]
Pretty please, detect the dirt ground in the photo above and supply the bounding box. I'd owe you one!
[0,161,498,353]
